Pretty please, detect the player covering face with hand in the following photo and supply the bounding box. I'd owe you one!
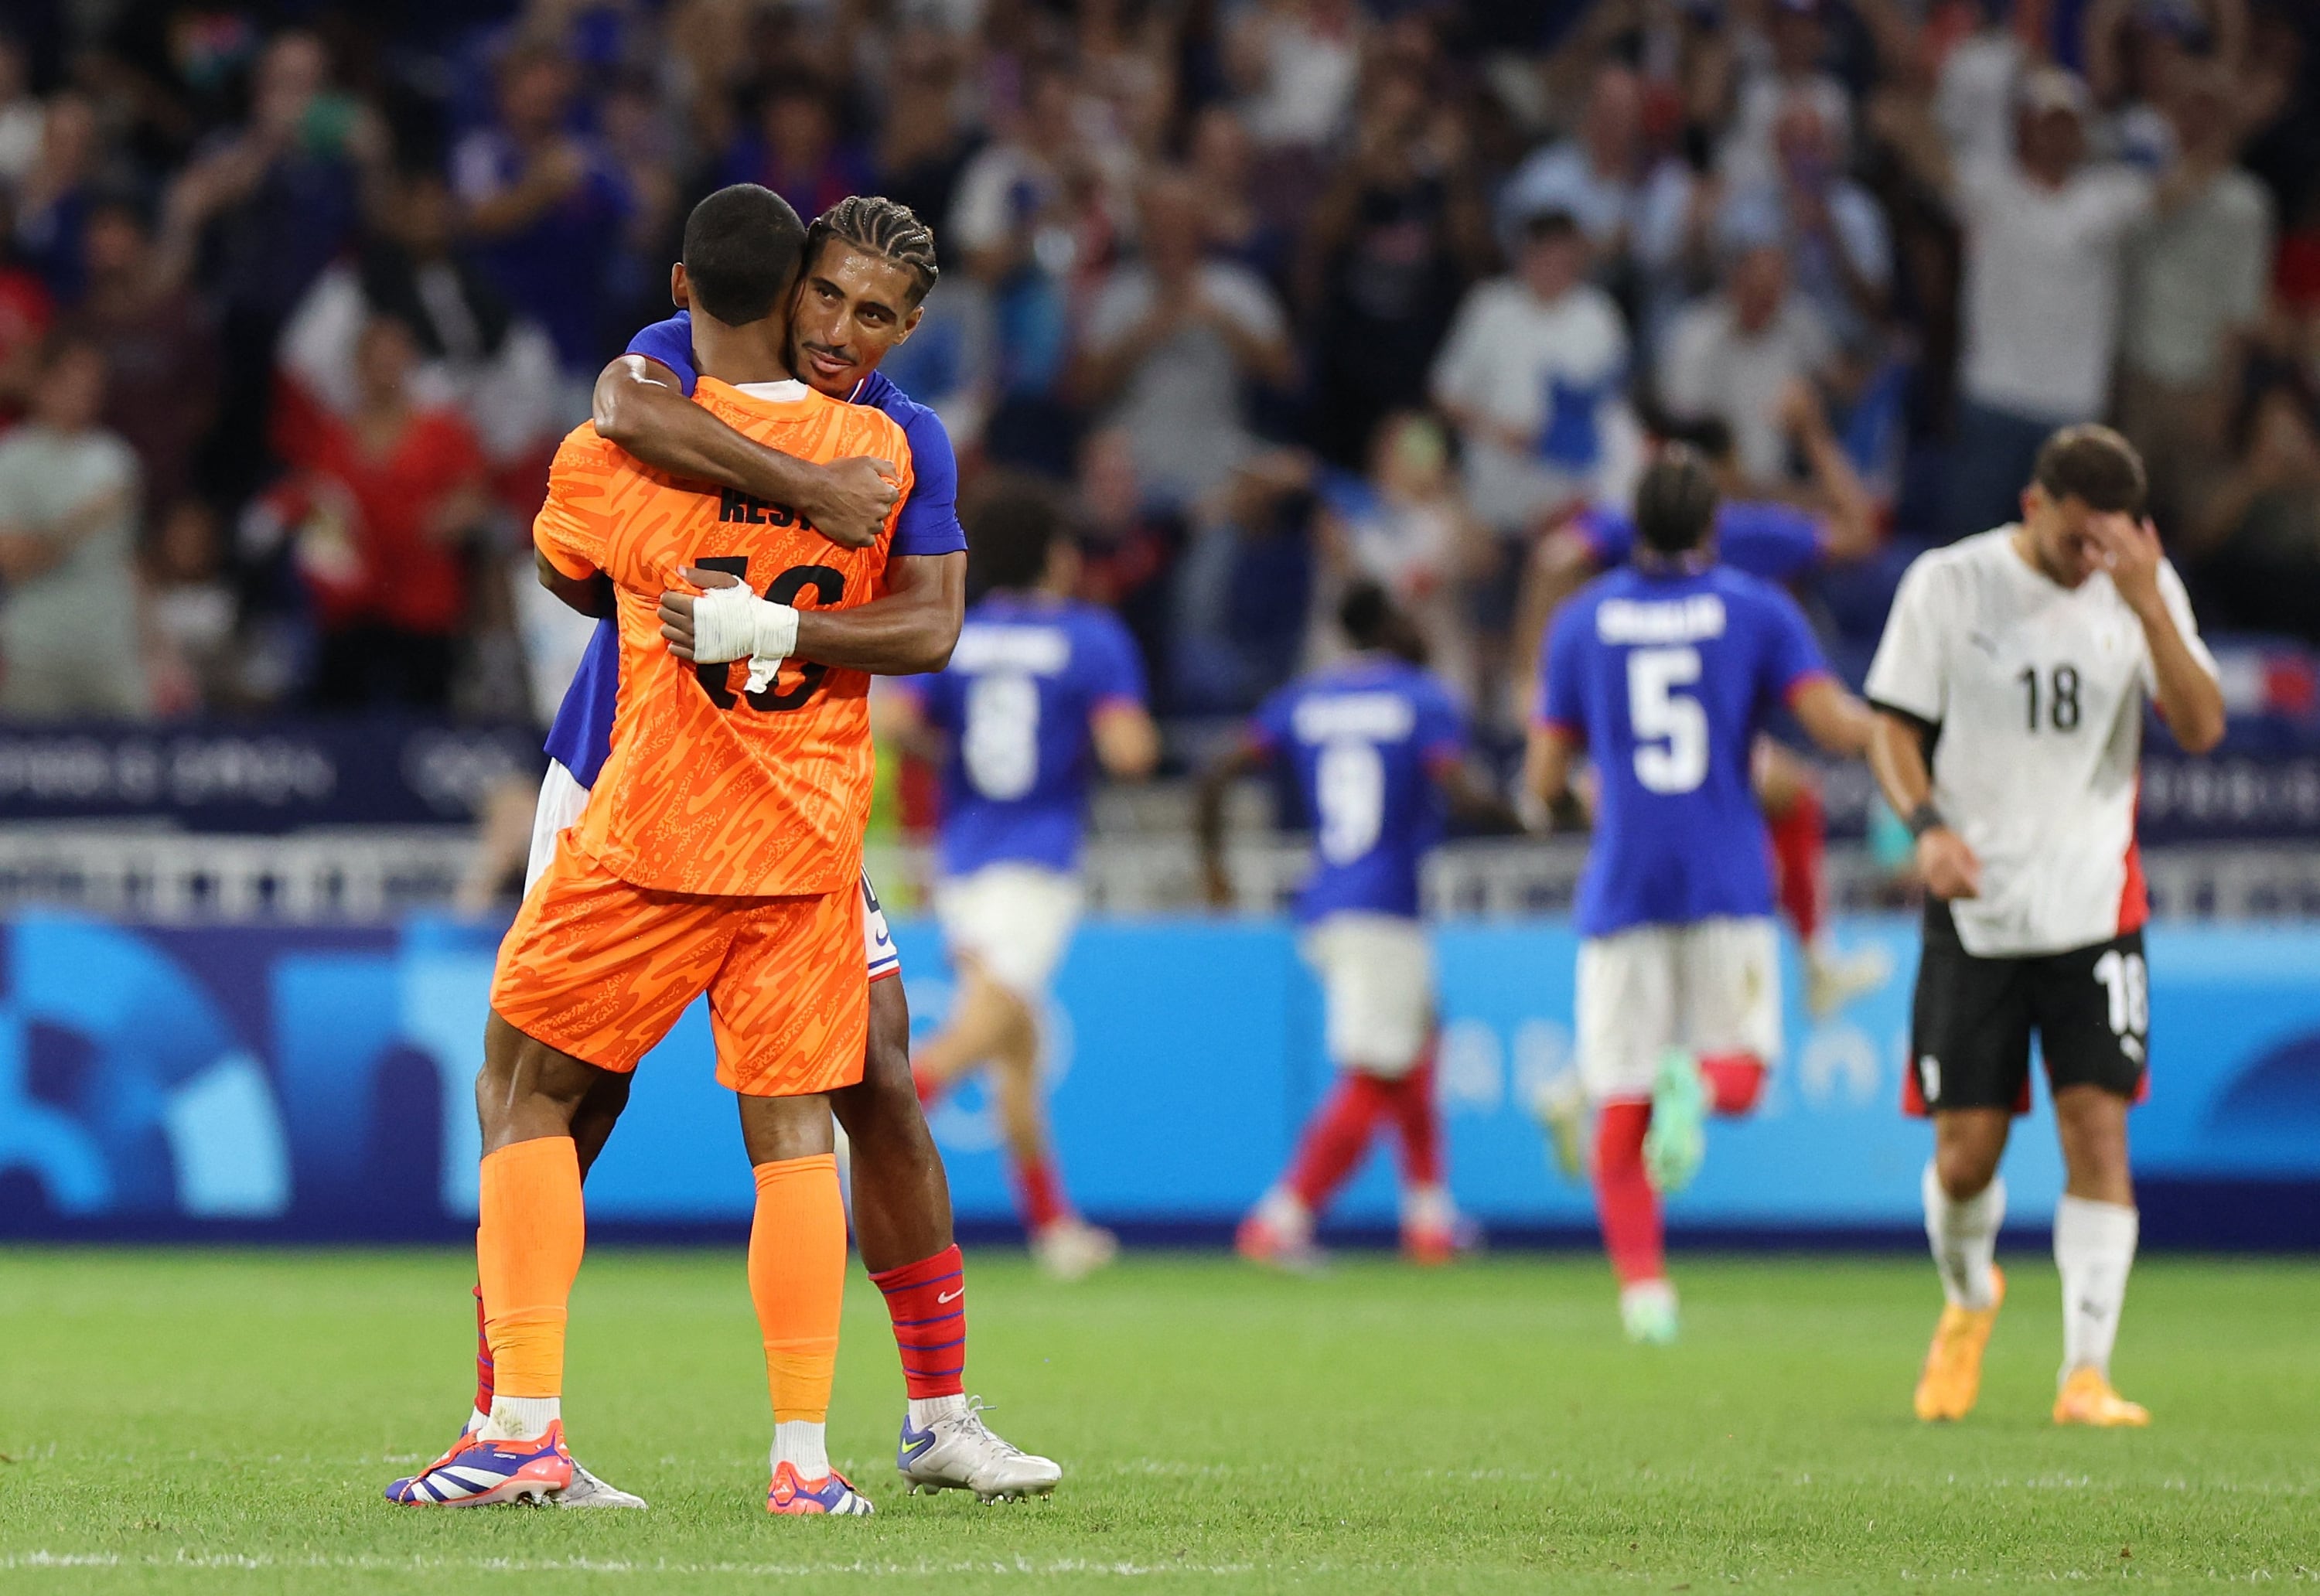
[1865,425,2223,1427]
[1527,447,1875,1344]
[1198,584,1518,1269]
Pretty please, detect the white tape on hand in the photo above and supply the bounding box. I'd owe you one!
[686,581,798,694]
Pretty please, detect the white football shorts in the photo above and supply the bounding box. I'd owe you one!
[1576,915,1782,1102]
[936,861,1083,1000]
[1299,910,1435,1079]
[526,757,899,980]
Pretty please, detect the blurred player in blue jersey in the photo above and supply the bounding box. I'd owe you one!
[886,480,1161,1281]
[1513,392,1889,1021]
[1527,446,1874,1343]
[421,196,1062,1508]
[1196,584,1517,1270]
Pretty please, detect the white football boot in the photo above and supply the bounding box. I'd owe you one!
[898,1400,1063,1502]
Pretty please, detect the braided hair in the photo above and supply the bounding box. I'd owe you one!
[806,196,940,305]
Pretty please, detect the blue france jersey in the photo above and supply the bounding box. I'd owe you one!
[1539,564,1830,937]
[541,313,968,786]
[909,593,1148,876]
[1576,500,1824,583]
[1250,656,1465,922]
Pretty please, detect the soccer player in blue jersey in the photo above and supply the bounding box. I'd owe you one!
[885,481,1161,1281]
[1513,398,1889,1022]
[1196,585,1517,1270]
[419,196,1061,1507]
[1526,446,1875,1343]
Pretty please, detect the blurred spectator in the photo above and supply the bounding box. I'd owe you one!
[1306,411,1490,706]
[159,31,381,503]
[1724,97,1891,344]
[2118,62,2273,533]
[12,90,98,302]
[452,43,632,397]
[1074,171,1295,512]
[1188,105,1290,284]
[879,274,999,459]
[1430,209,1635,541]
[1227,0,1363,152]
[1721,0,1856,191]
[873,27,976,235]
[272,317,490,711]
[719,73,872,225]
[1499,63,1684,263]
[278,168,561,504]
[948,65,1118,466]
[0,197,53,425]
[0,33,43,192]
[2185,377,2320,644]
[1660,238,1837,492]
[1073,425,1182,691]
[0,335,148,719]
[143,497,237,714]
[74,193,218,522]
[1890,66,2159,537]
[1300,61,1490,468]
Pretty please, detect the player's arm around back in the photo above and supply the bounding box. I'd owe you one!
[1789,676,1877,759]
[591,354,898,549]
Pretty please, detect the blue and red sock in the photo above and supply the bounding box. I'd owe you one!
[869,1244,967,1400]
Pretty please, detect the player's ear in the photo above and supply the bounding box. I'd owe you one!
[670,263,691,311]
[896,304,924,344]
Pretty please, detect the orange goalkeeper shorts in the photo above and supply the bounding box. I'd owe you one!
[490,844,868,1098]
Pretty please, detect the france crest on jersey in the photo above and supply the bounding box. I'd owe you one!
[1250,656,1465,922]
[541,312,967,786]
[1538,564,1830,937]
[906,592,1148,876]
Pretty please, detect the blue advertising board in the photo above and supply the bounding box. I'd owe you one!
[2,911,2316,1244]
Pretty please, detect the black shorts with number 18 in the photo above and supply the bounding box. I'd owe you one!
[1905,901,2149,1116]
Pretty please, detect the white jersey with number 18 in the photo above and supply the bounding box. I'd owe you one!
[1865,527,2217,960]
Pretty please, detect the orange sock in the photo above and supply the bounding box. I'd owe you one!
[749,1154,847,1424]
[476,1136,586,1399]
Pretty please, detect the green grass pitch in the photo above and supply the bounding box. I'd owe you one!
[1,1248,2315,1593]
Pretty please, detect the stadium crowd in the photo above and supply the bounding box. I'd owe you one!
[0,0,2314,735]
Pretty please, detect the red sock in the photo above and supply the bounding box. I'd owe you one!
[1701,1052,1767,1117]
[868,1244,967,1400]
[1768,783,1826,944]
[1379,1053,1444,1189]
[1593,1101,1663,1287]
[1283,1072,1390,1212]
[470,1281,493,1417]
[1011,1150,1071,1231]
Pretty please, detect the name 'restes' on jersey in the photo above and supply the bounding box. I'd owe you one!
[1539,564,1831,938]
[906,592,1149,875]
[1863,527,2218,958]
[1250,655,1465,922]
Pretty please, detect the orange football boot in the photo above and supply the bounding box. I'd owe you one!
[1913,1266,2005,1422]
[2052,1366,2150,1427]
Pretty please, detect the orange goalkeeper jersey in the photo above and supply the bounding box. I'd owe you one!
[533,376,913,898]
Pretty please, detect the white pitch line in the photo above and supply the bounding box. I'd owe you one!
[1,1551,1258,1577]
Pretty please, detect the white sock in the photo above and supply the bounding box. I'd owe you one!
[1621,1277,1676,1315]
[773,1420,830,1480]
[1254,1185,1312,1241]
[1923,1161,2004,1311]
[909,1394,968,1430]
[465,1406,489,1436]
[1401,1183,1455,1233]
[479,1396,558,1441]
[2055,1194,2138,1379]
